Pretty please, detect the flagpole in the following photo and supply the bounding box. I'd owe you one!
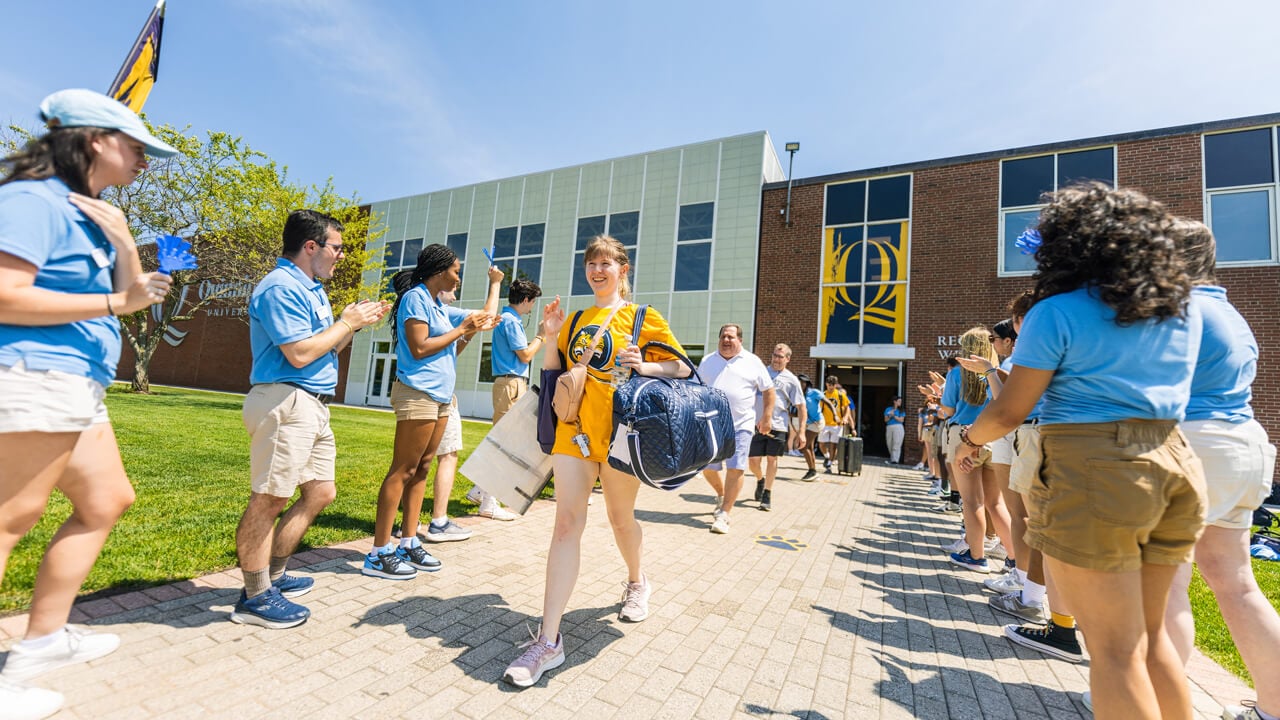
[107,0,166,106]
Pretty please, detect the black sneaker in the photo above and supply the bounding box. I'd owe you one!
[397,544,442,572]
[362,549,417,580]
[754,480,765,503]
[800,469,817,482]
[1004,621,1083,662]
[759,489,771,512]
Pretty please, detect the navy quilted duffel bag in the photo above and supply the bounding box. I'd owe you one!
[608,340,735,490]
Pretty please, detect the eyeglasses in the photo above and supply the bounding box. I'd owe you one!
[316,241,345,255]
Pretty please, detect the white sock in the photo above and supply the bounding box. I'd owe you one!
[17,627,67,651]
[400,536,416,549]
[1022,579,1047,606]
[1014,568,1027,584]
[432,517,447,527]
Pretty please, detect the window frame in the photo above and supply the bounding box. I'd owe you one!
[570,212,639,296]
[672,201,715,293]
[996,145,1117,277]
[1202,125,1280,267]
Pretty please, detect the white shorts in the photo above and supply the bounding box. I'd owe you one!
[818,425,843,444]
[990,432,1015,466]
[437,400,462,456]
[1182,418,1276,529]
[805,421,821,434]
[0,361,108,433]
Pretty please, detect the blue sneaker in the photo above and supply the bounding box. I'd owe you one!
[362,549,416,580]
[949,549,990,573]
[272,572,314,598]
[230,587,310,629]
[397,544,442,572]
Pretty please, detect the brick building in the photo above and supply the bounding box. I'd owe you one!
[757,113,1280,462]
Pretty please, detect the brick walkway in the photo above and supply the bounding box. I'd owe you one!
[1,457,1252,719]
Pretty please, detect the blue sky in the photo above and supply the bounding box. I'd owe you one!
[5,1,1280,205]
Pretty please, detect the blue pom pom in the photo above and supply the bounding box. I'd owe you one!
[1014,228,1042,256]
[156,234,198,273]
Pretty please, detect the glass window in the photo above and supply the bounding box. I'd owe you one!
[609,211,640,246]
[677,203,714,241]
[1205,128,1274,189]
[384,239,404,268]
[1001,155,1054,208]
[1001,210,1041,275]
[478,343,495,384]
[401,238,423,269]
[518,223,545,255]
[1209,190,1273,262]
[825,181,865,226]
[1057,148,1114,188]
[674,242,711,291]
[867,176,911,221]
[576,216,605,250]
[493,227,517,258]
[863,222,906,283]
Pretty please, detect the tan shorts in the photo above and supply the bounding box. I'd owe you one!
[1026,420,1207,572]
[921,426,935,446]
[491,375,527,425]
[243,384,336,498]
[0,361,108,433]
[944,423,992,468]
[390,381,451,421]
[989,432,1015,466]
[437,399,463,456]
[1182,418,1276,529]
[1009,423,1041,495]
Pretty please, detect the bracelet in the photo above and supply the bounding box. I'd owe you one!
[959,425,984,449]
[534,334,544,342]
[106,294,116,317]
[983,368,998,376]
[339,319,356,334]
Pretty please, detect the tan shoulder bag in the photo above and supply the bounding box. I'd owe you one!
[552,302,626,424]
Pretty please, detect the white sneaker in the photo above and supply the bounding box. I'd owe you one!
[984,537,1008,561]
[913,462,926,470]
[943,534,968,554]
[478,496,518,521]
[0,627,120,681]
[465,486,484,504]
[983,568,1023,594]
[0,676,62,720]
[710,514,730,534]
[618,575,651,622]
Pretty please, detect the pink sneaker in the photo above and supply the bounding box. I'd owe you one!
[502,629,565,687]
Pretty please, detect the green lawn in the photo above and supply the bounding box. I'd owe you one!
[1188,549,1280,686]
[0,386,493,614]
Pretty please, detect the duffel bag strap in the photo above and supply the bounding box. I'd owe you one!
[638,340,706,384]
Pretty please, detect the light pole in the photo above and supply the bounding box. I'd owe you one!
[784,142,800,227]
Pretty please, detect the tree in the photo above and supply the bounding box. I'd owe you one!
[3,123,387,392]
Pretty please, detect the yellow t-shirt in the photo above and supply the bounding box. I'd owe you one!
[821,388,849,426]
[552,303,684,462]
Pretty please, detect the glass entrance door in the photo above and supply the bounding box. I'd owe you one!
[820,363,901,458]
[366,341,396,408]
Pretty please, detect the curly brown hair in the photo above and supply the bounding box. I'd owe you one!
[1007,290,1034,321]
[1032,182,1191,325]
[1170,217,1216,285]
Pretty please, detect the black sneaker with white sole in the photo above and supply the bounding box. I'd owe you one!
[362,549,417,580]
[1004,621,1083,662]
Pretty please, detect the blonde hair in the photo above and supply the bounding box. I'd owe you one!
[958,326,998,406]
[583,235,631,300]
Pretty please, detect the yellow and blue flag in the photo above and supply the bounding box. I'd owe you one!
[108,0,166,112]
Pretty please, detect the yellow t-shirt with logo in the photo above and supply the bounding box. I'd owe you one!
[552,303,684,462]
[821,388,849,426]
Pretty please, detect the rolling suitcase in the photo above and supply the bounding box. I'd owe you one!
[837,436,863,476]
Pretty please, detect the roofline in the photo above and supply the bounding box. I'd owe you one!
[764,111,1280,191]
[372,130,772,206]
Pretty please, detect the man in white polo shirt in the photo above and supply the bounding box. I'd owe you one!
[697,324,774,534]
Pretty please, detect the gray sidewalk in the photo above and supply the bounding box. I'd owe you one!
[1,457,1252,719]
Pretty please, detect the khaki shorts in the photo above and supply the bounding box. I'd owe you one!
[1182,418,1276,529]
[491,375,527,425]
[921,426,935,445]
[243,384,336,498]
[1009,423,1041,495]
[0,361,108,433]
[989,432,1015,466]
[437,399,463,456]
[944,423,992,468]
[390,381,451,421]
[1026,420,1207,572]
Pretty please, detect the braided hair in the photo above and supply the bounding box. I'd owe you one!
[390,243,457,343]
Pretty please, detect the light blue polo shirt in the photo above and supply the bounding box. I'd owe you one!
[0,177,121,387]
[805,387,822,423]
[940,365,989,425]
[884,406,904,425]
[1011,287,1201,424]
[248,258,337,393]
[396,284,469,402]
[1185,285,1255,423]
[1001,355,1045,421]
[490,305,530,378]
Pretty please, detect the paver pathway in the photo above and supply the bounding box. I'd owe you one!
[0,456,1251,718]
